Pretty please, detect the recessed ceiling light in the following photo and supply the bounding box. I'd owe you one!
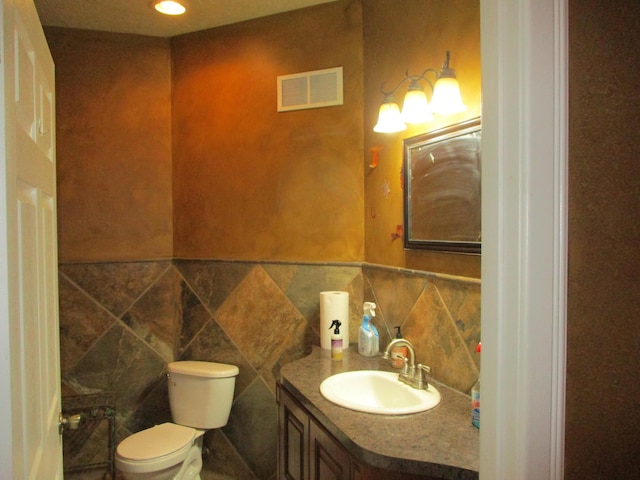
[153,1,186,16]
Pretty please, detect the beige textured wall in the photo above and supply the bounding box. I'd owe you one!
[48,1,481,277]
[48,28,173,262]
[565,0,640,477]
[363,0,482,277]
[171,1,365,262]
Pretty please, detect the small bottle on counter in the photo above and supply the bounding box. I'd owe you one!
[358,302,379,357]
[329,320,343,361]
[471,342,481,429]
[390,326,408,368]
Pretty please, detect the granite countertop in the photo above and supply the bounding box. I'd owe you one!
[279,346,479,480]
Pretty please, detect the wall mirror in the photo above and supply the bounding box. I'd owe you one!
[403,117,481,254]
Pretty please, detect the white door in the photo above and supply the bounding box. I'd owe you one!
[0,0,62,478]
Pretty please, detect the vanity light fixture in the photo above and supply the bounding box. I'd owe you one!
[153,0,186,15]
[373,51,467,133]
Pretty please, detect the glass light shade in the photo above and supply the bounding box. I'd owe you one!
[154,1,186,15]
[373,101,407,133]
[401,89,434,124]
[430,77,467,114]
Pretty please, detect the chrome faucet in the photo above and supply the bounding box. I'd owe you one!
[382,338,431,390]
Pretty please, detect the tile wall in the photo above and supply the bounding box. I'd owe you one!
[59,260,480,478]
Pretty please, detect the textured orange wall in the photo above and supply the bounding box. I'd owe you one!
[47,28,173,262]
[171,1,365,261]
[48,0,480,274]
[363,0,481,277]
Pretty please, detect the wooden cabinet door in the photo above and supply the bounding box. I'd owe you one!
[309,418,351,480]
[278,383,309,480]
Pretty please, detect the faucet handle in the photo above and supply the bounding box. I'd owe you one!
[416,364,431,389]
[392,352,410,375]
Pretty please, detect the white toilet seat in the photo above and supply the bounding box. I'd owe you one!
[116,423,195,474]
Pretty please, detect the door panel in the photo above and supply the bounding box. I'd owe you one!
[278,383,309,480]
[309,420,350,480]
[2,0,62,478]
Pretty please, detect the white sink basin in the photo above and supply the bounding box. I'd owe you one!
[319,370,441,415]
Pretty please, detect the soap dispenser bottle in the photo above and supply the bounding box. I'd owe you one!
[390,326,408,368]
[358,302,379,357]
[329,320,343,361]
[471,342,481,429]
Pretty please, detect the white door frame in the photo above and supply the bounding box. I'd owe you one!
[480,0,568,478]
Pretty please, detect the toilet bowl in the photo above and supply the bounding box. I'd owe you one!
[115,361,239,480]
[115,423,204,480]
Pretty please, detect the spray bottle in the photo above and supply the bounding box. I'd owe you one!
[329,320,343,361]
[358,302,379,357]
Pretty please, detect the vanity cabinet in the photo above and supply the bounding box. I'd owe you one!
[277,382,441,480]
[278,381,308,480]
[278,381,351,480]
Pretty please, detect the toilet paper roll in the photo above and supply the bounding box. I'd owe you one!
[320,291,349,350]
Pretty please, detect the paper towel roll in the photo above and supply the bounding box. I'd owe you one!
[320,291,349,350]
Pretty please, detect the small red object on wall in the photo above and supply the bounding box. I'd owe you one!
[369,145,383,168]
[391,224,403,240]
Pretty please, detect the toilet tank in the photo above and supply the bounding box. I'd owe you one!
[167,361,239,429]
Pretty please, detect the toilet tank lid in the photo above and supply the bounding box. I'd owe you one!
[168,360,239,378]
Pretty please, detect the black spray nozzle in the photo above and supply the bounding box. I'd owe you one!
[329,319,342,334]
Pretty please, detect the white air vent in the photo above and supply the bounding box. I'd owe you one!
[277,67,343,112]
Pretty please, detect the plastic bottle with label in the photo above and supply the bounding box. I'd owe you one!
[390,326,408,368]
[358,302,379,357]
[471,342,481,429]
[329,320,343,360]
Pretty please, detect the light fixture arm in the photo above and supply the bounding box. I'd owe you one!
[437,50,456,79]
[379,50,458,98]
[379,67,439,99]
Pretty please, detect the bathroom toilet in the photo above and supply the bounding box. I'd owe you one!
[115,360,239,480]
